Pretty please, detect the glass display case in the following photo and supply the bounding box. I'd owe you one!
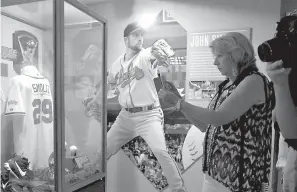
[1,0,107,191]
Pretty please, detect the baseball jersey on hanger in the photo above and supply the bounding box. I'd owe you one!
[5,65,54,169]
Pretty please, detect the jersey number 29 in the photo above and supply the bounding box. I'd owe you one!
[32,98,53,124]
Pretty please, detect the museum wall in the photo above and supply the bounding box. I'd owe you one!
[89,0,281,192]
[91,0,281,75]
[281,0,297,17]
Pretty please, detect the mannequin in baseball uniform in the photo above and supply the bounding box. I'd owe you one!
[4,39,53,169]
[89,22,186,192]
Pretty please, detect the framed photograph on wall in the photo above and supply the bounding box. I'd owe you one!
[13,30,39,73]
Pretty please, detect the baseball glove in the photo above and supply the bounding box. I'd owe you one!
[161,80,182,99]
[159,80,183,116]
[151,39,175,67]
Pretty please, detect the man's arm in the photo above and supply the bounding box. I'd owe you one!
[143,39,175,78]
[266,61,297,140]
[274,83,297,139]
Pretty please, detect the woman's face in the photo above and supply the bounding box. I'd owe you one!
[213,52,234,77]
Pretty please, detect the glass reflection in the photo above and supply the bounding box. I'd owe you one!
[63,1,104,189]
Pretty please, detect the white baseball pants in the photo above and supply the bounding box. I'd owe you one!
[107,107,185,192]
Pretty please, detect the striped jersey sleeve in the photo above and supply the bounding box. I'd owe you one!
[5,79,25,115]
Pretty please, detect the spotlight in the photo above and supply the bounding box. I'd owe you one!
[138,13,157,29]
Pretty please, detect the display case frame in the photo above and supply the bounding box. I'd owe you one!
[1,0,108,191]
[54,1,107,191]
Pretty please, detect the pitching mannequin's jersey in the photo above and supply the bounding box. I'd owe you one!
[108,48,159,108]
[5,65,53,169]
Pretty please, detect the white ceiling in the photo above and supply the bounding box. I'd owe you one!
[1,0,105,29]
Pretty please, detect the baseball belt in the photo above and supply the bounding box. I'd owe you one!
[124,104,160,113]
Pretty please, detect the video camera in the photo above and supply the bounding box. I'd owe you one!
[258,13,297,68]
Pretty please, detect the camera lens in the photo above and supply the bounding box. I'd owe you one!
[258,42,272,62]
[258,37,283,62]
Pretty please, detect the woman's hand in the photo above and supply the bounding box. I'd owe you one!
[266,60,291,85]
[158,89,180,107]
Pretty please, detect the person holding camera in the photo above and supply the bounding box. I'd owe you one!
[260,12,297,192]
[266,60,297,192]
[266,60,297,146]
[262,13,297,149]
[159,32,275,192]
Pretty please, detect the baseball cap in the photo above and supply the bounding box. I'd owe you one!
[124,22,145,37]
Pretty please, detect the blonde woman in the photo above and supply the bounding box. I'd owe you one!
[159,32,275,192]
